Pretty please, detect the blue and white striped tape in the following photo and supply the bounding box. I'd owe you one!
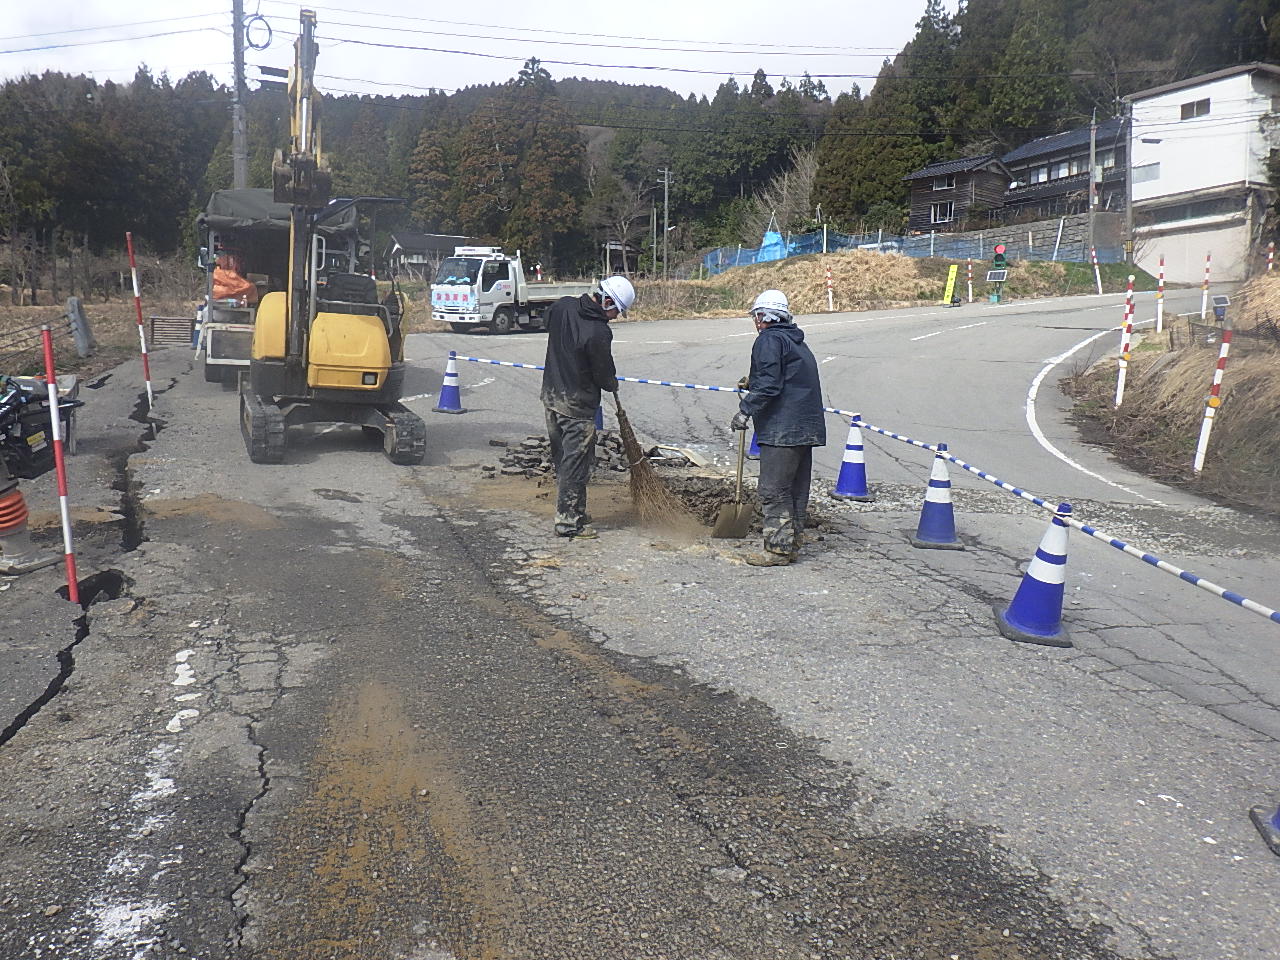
[446,353,1280,626]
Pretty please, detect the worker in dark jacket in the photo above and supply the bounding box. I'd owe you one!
[731,289,826,565]
[541,275,636,538]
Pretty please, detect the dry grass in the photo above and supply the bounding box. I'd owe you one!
[1068,272,1280,512]
[1,299,196,378]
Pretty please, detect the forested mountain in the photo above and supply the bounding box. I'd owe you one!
[2,0,1278,291]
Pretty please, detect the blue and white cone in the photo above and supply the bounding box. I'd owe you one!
[996,502,1072,648]
[747,430,761,460]
[432,350,466,414]
[830,419,874,501]
[910,444,962,549]
[1250,798,1280,856]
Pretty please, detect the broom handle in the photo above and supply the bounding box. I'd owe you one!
[734,428,746,504]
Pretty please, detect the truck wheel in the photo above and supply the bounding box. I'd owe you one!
[490,308,515,335]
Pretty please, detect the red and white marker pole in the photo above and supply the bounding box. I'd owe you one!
[966,258,973,303]
[125,232,154,409]
[1090,246,1103,296]
[1193,316,1233,474]
[1200,250,1212,320]
[40,326,79,605]
[825,265,834,312]
[1268,241,1274,273]
[1155,254,1165,333]
[1114,274,1135,408]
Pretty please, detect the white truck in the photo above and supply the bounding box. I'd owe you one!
[430,247,595,334]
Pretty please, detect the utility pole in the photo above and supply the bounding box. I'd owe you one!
[232,0,248,189]
[658,167,671,281]
[1087,108,1097,264]
[650,203,657,277]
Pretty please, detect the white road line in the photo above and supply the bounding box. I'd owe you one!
[1025,320,1165,505]
[910,321,988,342]
[821,355,837,364]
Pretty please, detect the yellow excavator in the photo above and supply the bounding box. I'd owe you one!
[241,9,425,465]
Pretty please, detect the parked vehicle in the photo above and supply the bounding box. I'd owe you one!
[430,247,595,334]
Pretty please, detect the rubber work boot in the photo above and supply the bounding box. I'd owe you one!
[744,549,793,567]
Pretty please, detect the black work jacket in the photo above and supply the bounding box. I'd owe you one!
[738,323,827,447]
[541,294,617,419]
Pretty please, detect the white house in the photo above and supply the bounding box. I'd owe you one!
[1125,62,1280,283]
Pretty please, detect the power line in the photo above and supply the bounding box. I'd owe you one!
[259,13,893,58]
[0,26,224,57]
[255,0,893,52]
[0,12,224,44]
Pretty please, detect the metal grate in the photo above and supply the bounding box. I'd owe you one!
[149,316,194,346]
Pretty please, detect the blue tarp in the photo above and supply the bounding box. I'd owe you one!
[756,230,786,263]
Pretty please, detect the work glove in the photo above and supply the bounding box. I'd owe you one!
[737,376,749,392]
[730,411,750,432]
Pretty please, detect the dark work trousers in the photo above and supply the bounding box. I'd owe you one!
[545,408,597,535]
[757,444,813,555]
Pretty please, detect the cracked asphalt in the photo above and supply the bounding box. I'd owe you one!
[2,287,1278,960]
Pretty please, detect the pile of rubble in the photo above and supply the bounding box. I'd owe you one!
[483,431,643,480]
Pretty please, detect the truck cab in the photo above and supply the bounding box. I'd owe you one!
[431,246,595,334]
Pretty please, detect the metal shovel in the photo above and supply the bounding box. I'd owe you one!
[712,429,753,539]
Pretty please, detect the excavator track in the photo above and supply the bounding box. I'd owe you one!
[240,389,286,464]
[382,406,426,465]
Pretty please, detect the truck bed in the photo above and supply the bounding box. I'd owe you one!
[521,281,595,304]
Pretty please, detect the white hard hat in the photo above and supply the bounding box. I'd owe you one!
[599,275,636,315]
[751,289,791,322]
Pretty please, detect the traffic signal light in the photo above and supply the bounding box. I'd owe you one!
[993,243,1007,270]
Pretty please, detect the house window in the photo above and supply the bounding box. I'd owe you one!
[1180,98,1210,119]
[1068,157,1087,176]
[932,174,956,190]
[1051,161,1071,179]
[1096,149,1115,169]
[930,201,954,224]
[1027,166,1049,184]
[1132,162,1161,184]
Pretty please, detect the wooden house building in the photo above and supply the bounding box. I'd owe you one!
[902,155,1011,233]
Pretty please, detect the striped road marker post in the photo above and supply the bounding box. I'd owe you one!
[1155,254,1165,333]
[1090,246,1102,296]
[1193,317,1233,473]
[1114,274,1135,408]
[997,503,1072,647]
[125,231,154,410]
[1200,251,1212,319]
[910,443,963,550]
[40,326,79,605]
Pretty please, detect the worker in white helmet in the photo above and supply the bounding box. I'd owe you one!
[540,275,636,539]
[731,289,826,565]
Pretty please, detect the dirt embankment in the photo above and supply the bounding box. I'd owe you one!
[1065,274,1280,515]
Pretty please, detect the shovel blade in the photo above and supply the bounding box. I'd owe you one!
[711,502,753,539]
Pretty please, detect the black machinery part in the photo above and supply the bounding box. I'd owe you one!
[240,388,286,463]
[382,406,426,465]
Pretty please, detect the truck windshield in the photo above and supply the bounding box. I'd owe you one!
[436,257,482,285]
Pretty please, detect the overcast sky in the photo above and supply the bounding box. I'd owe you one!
[2,0,958,100]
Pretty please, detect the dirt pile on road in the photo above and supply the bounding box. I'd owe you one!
[1067,274,1280,513]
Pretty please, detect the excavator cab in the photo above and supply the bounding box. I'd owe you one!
[240,9,425,465]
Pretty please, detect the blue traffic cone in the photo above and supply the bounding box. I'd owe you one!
[1250,799,1280,856]
[830,419,874,501]
[432,350,466,414]
[594,404,604,430]
[910,444,963,549]
[747,430,761,460]
[996,503,1072,648]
